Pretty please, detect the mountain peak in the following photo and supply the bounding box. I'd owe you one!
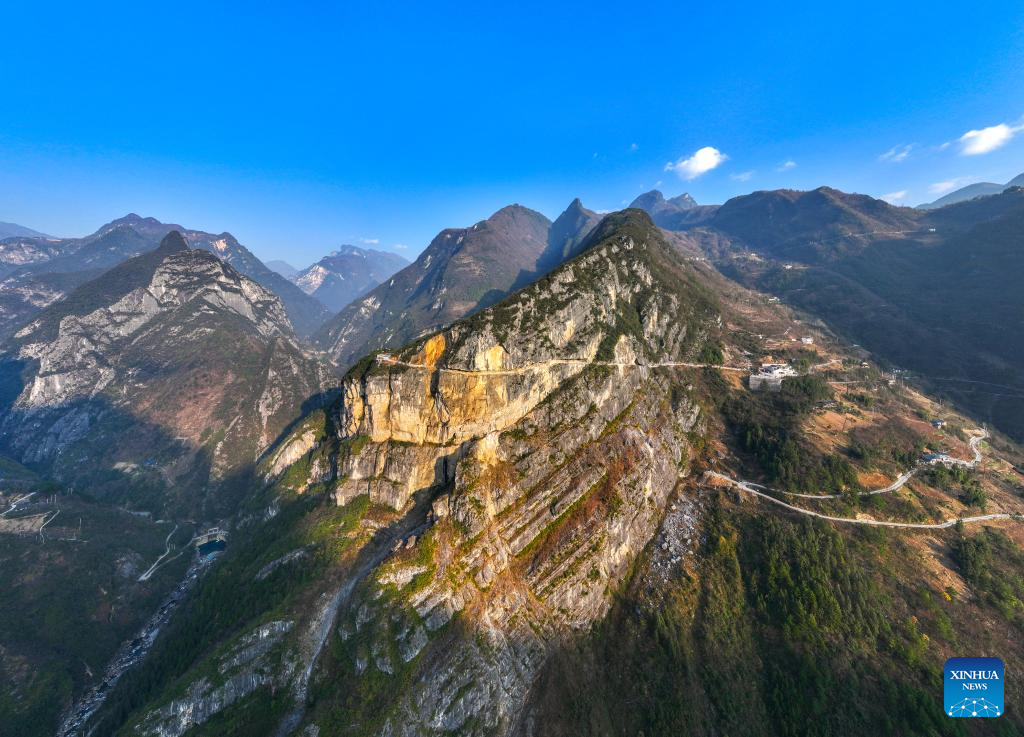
[667,192,698,209]
[629,190,667,209]
[0,221,51,240]
[291,245,409,312]
[157,230,190,254]
[106,213,167,229]
[629,190,708,229]
[487,203,550,228]
[538,198,602,272]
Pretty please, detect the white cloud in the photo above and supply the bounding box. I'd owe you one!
[665,146,728,180]
[879,144,913,163]
[392,243,408,251]
[359,237,380,245]
[933,180,962,194]
[731,170,755,182]
[958,122,1024,155]
[777,160,797,172]
[630,142,638,152]
[881,190,907,203]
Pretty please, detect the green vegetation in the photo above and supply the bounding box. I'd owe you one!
[0,499,190,737]
[180,687,290,737]
[715,374,859,493]
[953,523,1024,619]
[310,566,444,737]
[98,494,370,734]
[527,498,973,737]
[925,465,987,509]
[848,420,925,470]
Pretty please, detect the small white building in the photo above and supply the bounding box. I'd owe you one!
[749,363,798,391]
[801,336,814,345]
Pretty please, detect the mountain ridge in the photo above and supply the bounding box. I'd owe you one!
[0,215,331,339]
[315,200,597,370]
[0,221,50,239]
[918,170,1024,209]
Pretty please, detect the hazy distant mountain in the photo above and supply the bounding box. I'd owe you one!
[293,245,409,313]
[266,259,300,279]
[100,215,331,336]
[918,171,1024,209]
[628,189,717,229]
[0,222,164,338]
[0,215,330,339]
[0,221,50,239]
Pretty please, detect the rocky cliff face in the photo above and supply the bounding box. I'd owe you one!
[112,210,728,736]
[311,211,719,734]
[0,232,332,516]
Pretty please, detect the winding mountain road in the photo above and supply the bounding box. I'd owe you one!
[763,430,988,500]
[703,429,1021,529]
[707,471,1019,529]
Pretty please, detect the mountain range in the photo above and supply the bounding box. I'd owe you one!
[0,231,331,517]
[291,245,409,313]
[83,209,1024,737]
[4,181,1024,737]
[0,215,331,339]
[628,189,718,229]
[917,170,1024,209]
[0,221,50,240]
[665,185,1024,443]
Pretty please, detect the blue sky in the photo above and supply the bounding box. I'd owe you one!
[2,1,1023,266]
